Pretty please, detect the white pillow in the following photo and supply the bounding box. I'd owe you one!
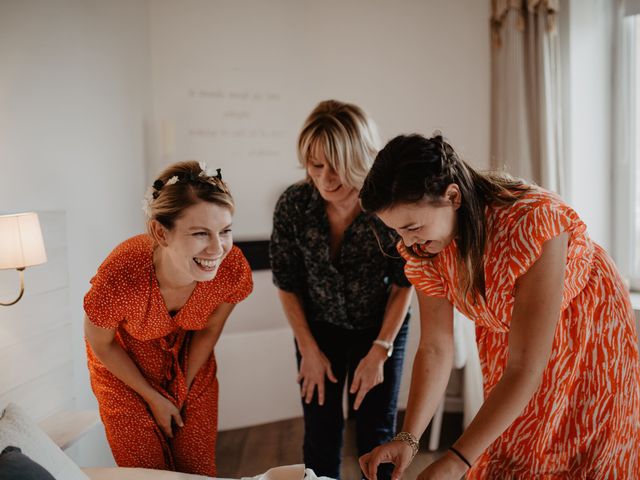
[241,464,335,480]
[0,403,89,480]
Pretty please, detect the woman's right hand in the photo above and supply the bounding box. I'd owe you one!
[298,346,337,406]
[360,441,414,480]
[146,392,184,438]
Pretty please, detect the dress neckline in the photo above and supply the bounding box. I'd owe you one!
[149,245,201,322]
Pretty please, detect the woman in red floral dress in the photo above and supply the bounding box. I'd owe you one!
[84,161,252,476]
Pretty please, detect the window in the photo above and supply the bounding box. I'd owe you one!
[615,5,640,290]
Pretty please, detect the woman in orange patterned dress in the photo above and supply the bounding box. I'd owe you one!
[84,161,252,476]
[359,134,640,479]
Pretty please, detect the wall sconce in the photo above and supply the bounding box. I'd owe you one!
[0,212,47,306]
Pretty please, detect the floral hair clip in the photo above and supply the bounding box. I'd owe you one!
[199,161,223,180]
[151,180,164,199]
[142,177,173,217]
[142,187,154,218]
[141,166,224,219]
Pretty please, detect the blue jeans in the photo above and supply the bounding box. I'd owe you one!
[295,317,409,480]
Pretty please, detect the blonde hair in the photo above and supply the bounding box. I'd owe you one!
[145,161,234,235]
[297,100,380,190]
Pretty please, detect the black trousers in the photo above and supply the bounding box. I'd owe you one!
[295,317,409,480]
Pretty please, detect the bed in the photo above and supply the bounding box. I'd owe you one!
[0,402,314,480]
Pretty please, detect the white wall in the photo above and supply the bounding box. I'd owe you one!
[0,0,491,464]
[0,0,150,466]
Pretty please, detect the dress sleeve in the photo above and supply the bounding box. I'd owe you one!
[224,247,254,304]
[397,242,447,298]
[269,188,305,293]
[83,255,127,329]
[506,201,572,284]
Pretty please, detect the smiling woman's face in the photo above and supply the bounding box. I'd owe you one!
[160,200,233,282]
[376,184,461,255]
[306,143,356,204]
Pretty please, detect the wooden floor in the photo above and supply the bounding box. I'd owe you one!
[217,412,462,479]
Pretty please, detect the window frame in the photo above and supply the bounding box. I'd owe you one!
[613,13,639,290]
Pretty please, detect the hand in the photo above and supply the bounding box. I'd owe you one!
[350,348,386,410]
[298,346,337,406]
[360,440,414,480]
[146,392,184,438]
[416,452,468,480]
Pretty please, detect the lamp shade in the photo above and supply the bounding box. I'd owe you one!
[0,212,47,269]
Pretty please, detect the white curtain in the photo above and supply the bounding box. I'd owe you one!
[490,0,565,195]
[628,0,640,16]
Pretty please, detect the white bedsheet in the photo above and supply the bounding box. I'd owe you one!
[83,464,334,480]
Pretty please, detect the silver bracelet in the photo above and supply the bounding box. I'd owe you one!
[392,431,419,458]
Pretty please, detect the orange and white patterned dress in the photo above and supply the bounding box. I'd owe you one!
[400,188,640,478]
[84,234,253,476]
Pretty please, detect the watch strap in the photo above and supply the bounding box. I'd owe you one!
[373,339,393,357]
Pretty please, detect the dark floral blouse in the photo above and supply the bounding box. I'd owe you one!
[270,182,411,330]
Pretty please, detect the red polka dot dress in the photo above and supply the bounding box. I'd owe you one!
[400,188,640,478]
[84,234,253,476]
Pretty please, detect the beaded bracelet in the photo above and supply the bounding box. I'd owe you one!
[448,446,472,468]
[392,431,419,458]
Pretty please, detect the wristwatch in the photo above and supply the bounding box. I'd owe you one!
[373,339,394,358]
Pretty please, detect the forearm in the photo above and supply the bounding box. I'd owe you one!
[186,328,218,388]
[186,302,235,387]
[452,366,544,463]
[91,341,159,403]
[277,289,318,354]
[401,343,454,439]
[376,285,413,343]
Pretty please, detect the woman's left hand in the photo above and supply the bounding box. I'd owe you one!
[416,453,468,480]
[350,348,386,410]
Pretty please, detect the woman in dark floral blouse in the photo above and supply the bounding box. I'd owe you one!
[270,100,413,480]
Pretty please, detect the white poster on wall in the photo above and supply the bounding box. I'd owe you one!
[149,69,306,240]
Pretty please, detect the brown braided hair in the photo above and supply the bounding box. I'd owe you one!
[360,133,530,300]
